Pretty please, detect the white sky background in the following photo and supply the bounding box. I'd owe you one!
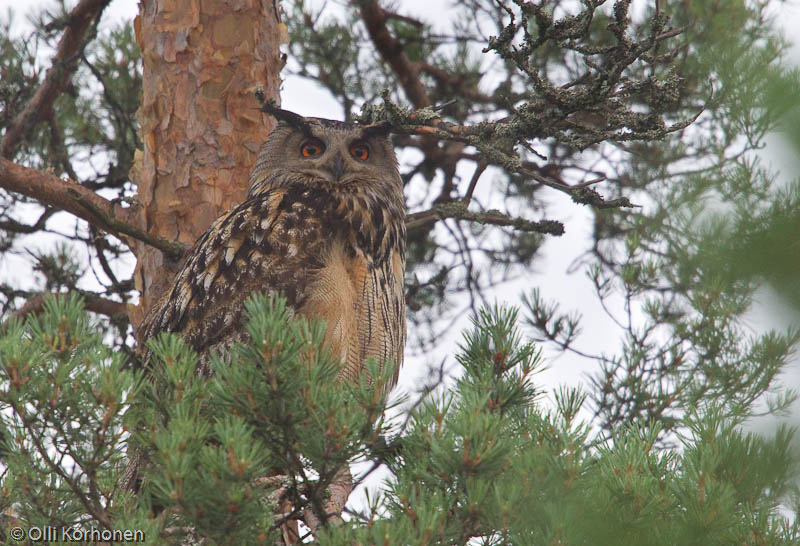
[1,0,800,514]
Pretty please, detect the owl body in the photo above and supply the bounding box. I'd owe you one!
[139,117,406,389]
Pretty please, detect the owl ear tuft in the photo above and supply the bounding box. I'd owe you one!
[255,91,312,135]
[359,121,393,138]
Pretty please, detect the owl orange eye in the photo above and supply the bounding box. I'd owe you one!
[349,141,370,161]
[300,138,325,157]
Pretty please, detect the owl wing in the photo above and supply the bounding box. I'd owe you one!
[352,248,405,390]
[138,187,313,359]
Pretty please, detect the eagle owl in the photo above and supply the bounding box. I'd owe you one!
[138,114,406,390]
[125,113,404,543]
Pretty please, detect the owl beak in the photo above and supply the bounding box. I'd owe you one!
[331,152,345,181]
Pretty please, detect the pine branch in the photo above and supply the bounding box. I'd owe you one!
[0,158,186,259]
[357,0,432,109]
[0,0,111,159]
[14,401,115,530]
[0,291,127,331]
[66,188,185,260]
[0,157,131,227]
[406,202,564,236]
[419,62,496,104]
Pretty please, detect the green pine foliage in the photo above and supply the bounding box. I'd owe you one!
[2,0,800,543]
[323,308,799,545]
[128,293,398,543]
[1,294,797,544]
[0,294,138,535]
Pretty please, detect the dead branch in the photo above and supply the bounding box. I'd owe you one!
[1,291,127,331]
[2,292,46,328]
[419,62,496,104]
[463,160,489,205]
[0,0,111,159]
[356,0,432,109]
[0,158,185,259]
[406,202,564,236]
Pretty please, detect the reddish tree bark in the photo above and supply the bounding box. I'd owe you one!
[129,0,283,330]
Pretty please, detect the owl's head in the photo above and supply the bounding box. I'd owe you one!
[248,114,402,201]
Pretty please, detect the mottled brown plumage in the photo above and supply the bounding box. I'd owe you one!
[139,116,406,391]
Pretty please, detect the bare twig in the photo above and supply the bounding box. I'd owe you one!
[356,1,432,109]
[0,158,185,259]
[419,63,496,104]
[67,189,185,260]
[0,207,56,233]
[1,291,127,331]
[463,160,489,205]
[406,202,564,236]
[654,25,689,43]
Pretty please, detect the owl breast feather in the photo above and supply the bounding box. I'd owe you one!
[139,182,405,387]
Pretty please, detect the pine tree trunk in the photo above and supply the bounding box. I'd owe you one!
[128,0,283,331]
